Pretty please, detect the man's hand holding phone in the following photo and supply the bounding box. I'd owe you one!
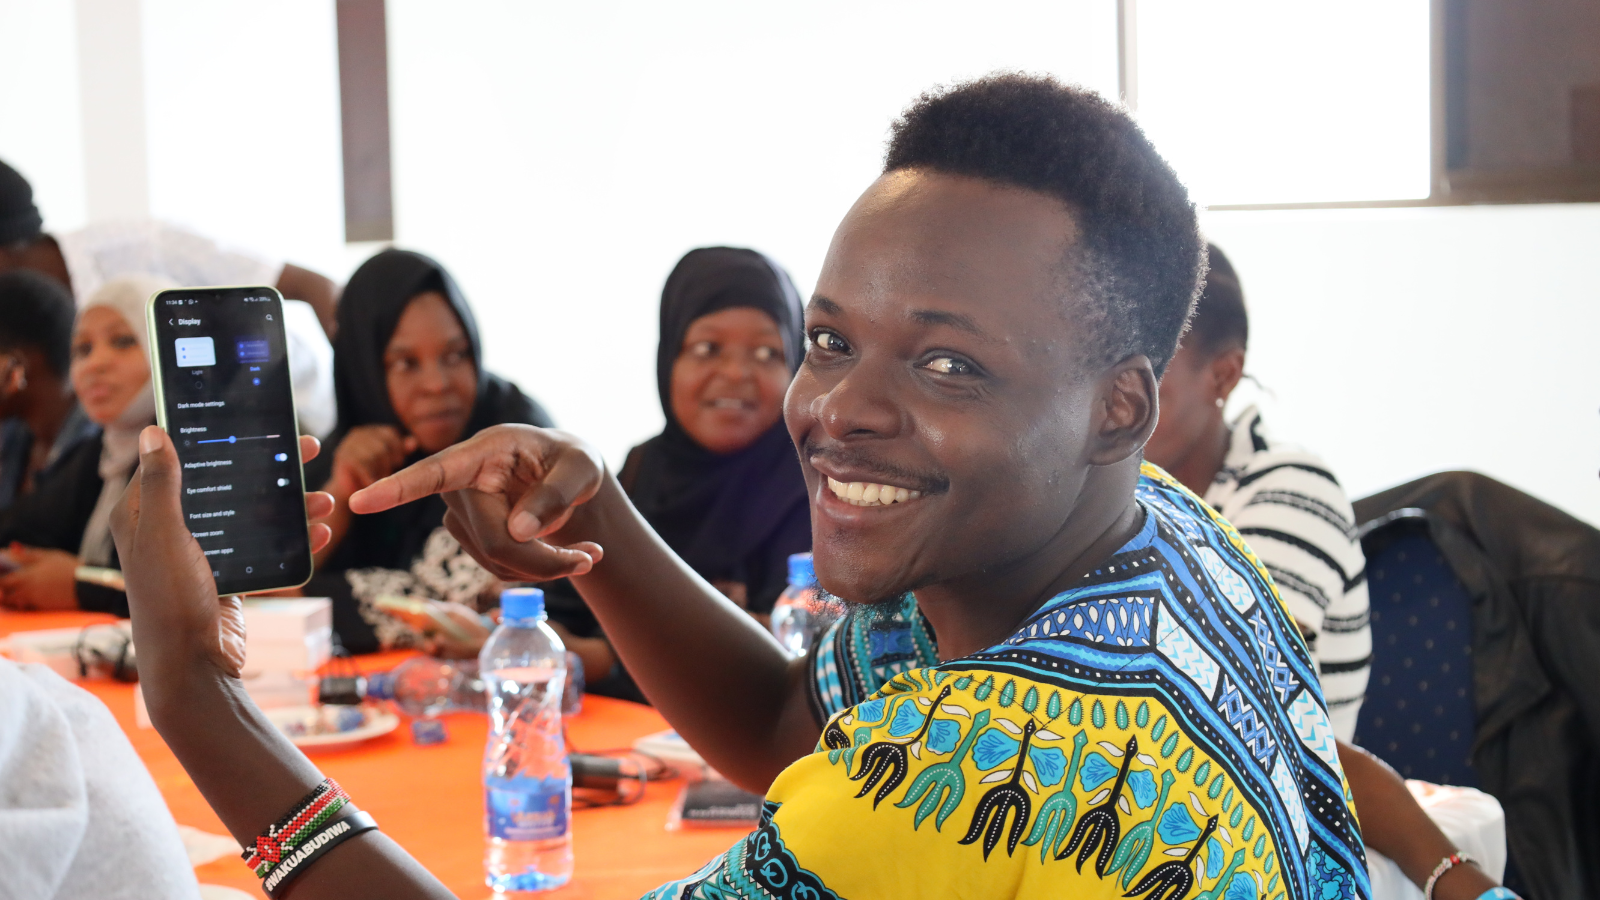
[113,428,335,691]
[110,428,458,900]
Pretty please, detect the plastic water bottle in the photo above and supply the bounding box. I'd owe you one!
[365,658,487,717]
[480,588,573,893]
[769,553,834,658]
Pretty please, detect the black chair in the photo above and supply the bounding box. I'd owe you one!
[1353,509,1480,787]
[1353,472,1600,900]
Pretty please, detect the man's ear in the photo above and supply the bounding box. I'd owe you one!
[1088,355,1158,467]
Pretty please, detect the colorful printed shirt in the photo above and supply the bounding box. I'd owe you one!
[1204,406,1371,741]
[645,465,1370,900]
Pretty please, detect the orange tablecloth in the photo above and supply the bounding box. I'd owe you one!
[0,610,743,899]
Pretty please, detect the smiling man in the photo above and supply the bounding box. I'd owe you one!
[112,75,1369,900]
[352,74,1369,900]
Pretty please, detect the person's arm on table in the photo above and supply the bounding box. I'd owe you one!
[0,544,79,610]
[1337,741,1498,900]
[351,424,822,791]
[113,427,450,899]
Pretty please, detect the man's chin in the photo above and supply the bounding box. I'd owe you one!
[818,587,908,630]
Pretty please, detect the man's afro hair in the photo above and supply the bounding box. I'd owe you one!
[884,72,1205,377]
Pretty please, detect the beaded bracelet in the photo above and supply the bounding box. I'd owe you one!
[1424,852,1477,900]
[261,807,379,897]
[242,779,352,877]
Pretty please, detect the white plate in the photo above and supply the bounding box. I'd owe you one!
[264,705,400,749]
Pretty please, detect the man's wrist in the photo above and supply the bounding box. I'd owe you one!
[554,467,625,551]
[142,650,242,732]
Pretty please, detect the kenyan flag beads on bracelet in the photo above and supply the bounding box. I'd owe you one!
[243,779,352,876]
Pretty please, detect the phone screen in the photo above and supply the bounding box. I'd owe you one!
[149,286,311,595]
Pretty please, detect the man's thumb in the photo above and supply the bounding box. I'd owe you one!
[137,426,182,508]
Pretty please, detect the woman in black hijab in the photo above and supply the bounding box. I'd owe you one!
[546,246,810,699]
[305,249,552,653]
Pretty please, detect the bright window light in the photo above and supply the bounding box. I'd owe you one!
[1135,0,1431,207]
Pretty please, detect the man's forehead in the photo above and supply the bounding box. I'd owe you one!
[811,172,1087,340]
[806,293,1001,343]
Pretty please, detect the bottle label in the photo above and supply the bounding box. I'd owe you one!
[485,775,570,841]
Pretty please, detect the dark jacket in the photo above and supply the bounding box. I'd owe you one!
[0,431,102,553]
[0,431,129,615]
[1354,471,1600,900]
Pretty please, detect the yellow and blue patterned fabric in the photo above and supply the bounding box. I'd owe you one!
[644,465,1369,900]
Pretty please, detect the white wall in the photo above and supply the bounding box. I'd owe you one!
[140,0,350,278]
[2,0,1595,527]
[1203,203,1600,526]
[0,0,357,275]
[0,0,87,230]
[384,0,1118,462]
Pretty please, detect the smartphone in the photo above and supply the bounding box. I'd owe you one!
[147,286,311,595]
[369,595,481,644]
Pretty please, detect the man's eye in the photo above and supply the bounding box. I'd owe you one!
[811,331,848,353]
[753,345,780,363]
[924,356,974,376]
[689,341,716,359]
[112,335,139,351]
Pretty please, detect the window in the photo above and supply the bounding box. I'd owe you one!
[1131,0,1432,207]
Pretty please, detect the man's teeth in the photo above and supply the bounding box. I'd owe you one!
[827,477,922,507]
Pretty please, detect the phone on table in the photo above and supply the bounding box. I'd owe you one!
[370,595,482,645]
[147,285,311,595]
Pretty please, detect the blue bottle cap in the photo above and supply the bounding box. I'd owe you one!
[364,671,394,701]
[787,553,815,588]
[500,587,546,621]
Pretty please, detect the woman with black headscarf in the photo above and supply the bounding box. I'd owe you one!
[304,249,552,653]
[544,246,810,700]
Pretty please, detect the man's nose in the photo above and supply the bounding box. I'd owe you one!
[812,356,903,442]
